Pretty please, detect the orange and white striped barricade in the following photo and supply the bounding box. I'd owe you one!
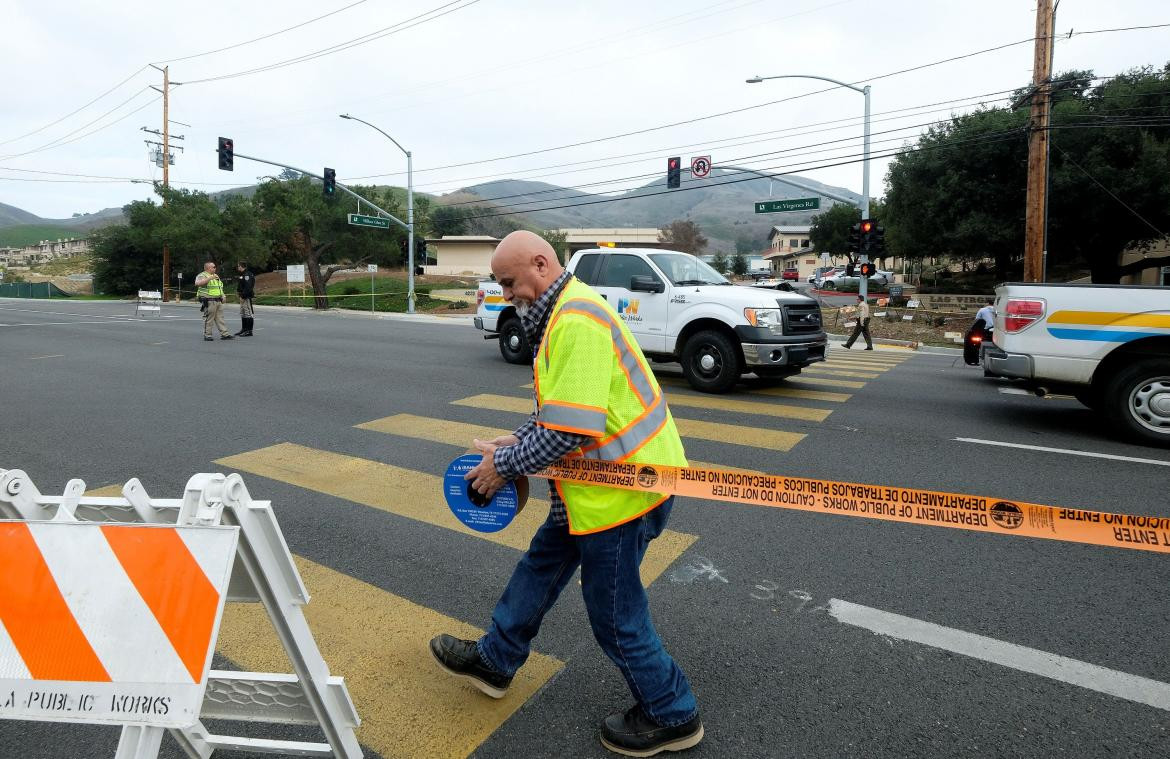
[0,470,361,759]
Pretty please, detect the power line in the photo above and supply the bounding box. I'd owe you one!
[417,77,1161,201]
[152,0,373,64]
[0,66,149,147]
[1052,143,1165,238]
[180,0,483,86]
[0,95,161,162]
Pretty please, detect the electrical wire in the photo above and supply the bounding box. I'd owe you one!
[179,0,482,86]
[152,0,373,64]
[1052,143,1166,238]
[0,66,149,147]
[0,89,154,161]
[0,95,161,162]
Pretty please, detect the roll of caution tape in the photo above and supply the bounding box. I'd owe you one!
[533,458,1170,555]
[443,455,529,533]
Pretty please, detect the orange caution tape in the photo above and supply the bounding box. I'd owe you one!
[535,459,1170,554]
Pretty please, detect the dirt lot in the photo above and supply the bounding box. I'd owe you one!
[825,305,975,347]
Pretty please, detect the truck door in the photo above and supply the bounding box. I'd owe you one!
[593,253,669,353]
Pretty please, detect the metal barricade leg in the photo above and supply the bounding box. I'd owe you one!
[114,725,165,759]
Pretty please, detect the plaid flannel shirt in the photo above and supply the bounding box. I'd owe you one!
[492,270,587,526]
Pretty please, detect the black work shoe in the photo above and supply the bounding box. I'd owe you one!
[204,336,213,341]
[601,705,704,757]
[429,634,511,698]
[220,334,234,340]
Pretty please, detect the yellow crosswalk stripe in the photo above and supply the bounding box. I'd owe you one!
[664,392,832,422]
[783,376,867,390]
[357,413,763,474]
[216,556,564,759]
[657,376,850,403]
[215,443,695,586]
[826,356,901,366]
[801,366,880,379]
[452,395,805,452]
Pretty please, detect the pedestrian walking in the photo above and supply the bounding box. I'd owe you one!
[430,230,703,757]
[842,294,873,350]
[235,261,256,337]
[195,262,233,342]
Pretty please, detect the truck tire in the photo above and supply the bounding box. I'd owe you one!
[1103,359,1170,446]
[680,330,741,394]
[497,316,530,365]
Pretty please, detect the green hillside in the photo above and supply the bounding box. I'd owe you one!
[0,224,78,247]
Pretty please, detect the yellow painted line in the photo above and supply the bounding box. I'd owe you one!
[826,356,902,367]
[357,413,764,477]
[665,392,832,422]
[657,376,849,403]
[786,376,866,390]
[216,556,564,759]
[85,485,124,497]
[216,443,693,586]
[801,366,880,379]
[451,395,806,452]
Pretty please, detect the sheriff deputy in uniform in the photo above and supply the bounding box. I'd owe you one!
[430,230,703,757]
[234,261,256,337]
[841,293,873,350]
[194,261,233,341]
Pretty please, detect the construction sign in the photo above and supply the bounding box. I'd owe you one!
[0,521,237,727]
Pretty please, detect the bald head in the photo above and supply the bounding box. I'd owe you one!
[491,230,564,308]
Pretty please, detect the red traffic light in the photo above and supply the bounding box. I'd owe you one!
[668,158,679,169]
[860,220,874,233]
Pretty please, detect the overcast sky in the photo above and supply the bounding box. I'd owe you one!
[2,0,1167,220]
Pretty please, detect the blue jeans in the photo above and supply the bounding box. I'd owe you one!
[477,498,698,727]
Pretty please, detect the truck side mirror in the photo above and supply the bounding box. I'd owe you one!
[630,275,665,293]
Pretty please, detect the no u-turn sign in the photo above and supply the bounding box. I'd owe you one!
[691,156,712,179]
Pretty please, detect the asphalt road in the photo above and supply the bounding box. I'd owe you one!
[1,298,1168,759]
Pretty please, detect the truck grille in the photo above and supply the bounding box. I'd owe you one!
[780,301,823,336]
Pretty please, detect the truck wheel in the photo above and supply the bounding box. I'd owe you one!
[681,330,740,394]
[1103,359,1170,446]
[497,316,530,365]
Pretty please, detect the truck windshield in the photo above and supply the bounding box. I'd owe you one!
[648,253,731,286]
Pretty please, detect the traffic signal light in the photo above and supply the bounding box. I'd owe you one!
[323,168,336,197]
[859,262,875,277]
[845,262,855,277]
[847,223,861,255]
[872,224,886,258]
[858,218,876,256]
[667,157,681,189]
[217,137,233,171]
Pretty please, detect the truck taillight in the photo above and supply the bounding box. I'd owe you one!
[477,289,485,306]
[1004,298,1045,333]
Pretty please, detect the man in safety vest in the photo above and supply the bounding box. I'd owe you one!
[195,261,233,341]
[430,231,703,757]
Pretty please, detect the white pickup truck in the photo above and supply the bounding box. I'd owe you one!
[474,247,827,393]
[982,282,1170,445]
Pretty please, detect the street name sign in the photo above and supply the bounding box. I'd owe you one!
[754,197,820,214]
[348,213,390,229]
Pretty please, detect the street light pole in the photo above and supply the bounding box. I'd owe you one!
[747,74,872,295]
[339,114,415,314]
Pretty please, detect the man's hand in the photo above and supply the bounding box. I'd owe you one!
[488,434,520,447]
[464,439,507,498]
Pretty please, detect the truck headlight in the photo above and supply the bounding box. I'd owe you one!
[744,308,784,334]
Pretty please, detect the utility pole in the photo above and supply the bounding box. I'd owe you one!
[147,65,177,300]
[1023,0,1055,282]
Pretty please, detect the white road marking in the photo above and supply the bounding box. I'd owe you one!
[954,437,1170,467]
[27,355,64,360]
[829,599,1170,711]
[0,306,148,320]
[0,319,201,328]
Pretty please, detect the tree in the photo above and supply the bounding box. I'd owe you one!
[538,229,568,264]
[884,65,1170,282]
[710,252,730,274]
[660,219,708,255]
[253,177,404,308]
[92,185,264,295]
[808,203,861,261]
[731,253,749,276]
[429,204,469,237]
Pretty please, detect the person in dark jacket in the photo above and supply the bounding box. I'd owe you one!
[235,262,256,337]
